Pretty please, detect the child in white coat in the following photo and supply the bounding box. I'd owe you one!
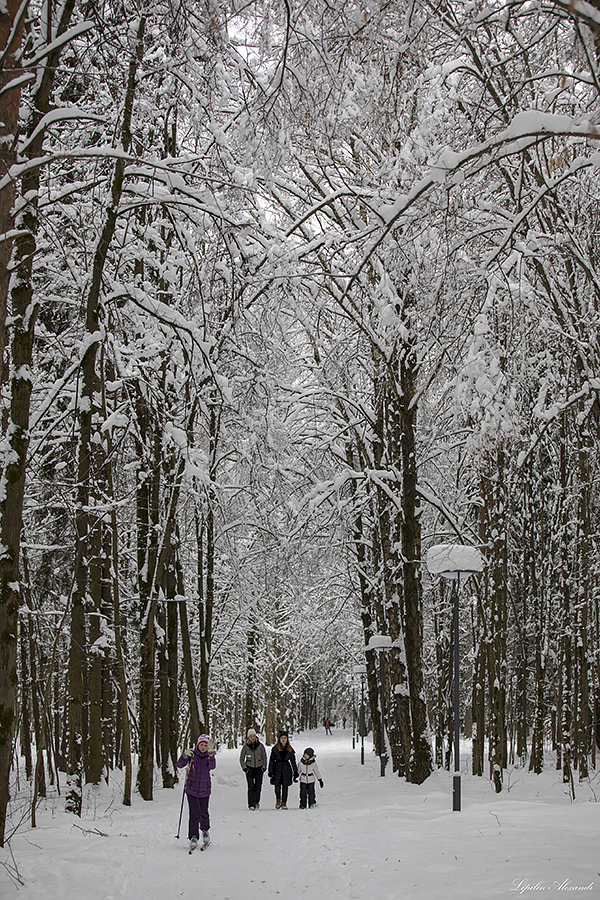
[298,747,323,809]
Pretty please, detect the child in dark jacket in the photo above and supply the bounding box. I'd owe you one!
[297,747,323,809]
[177,734,216,850]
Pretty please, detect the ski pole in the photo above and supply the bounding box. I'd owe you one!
[177,750,193,839]
[176,785,185,839]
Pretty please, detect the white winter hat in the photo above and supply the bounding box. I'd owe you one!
[247,728,257,738]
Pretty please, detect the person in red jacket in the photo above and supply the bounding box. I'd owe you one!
[177,734,216,851]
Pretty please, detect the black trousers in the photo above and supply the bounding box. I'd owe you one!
[299,782,316,808]
[274,780,289,803]
[245,767,264,807]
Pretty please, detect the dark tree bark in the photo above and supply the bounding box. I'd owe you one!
[400,329,433,785]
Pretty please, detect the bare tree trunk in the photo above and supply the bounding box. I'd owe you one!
[110,507,132,805]
[178,572,201,743]
[136,391,160,800]
[166,563,179,775]
[244,616,258,734]
[0,0,26,401]
[471,589,486,777]
[400,332,433,785]
[576,422,592,778]
[197,405,218,731]
[558,417,574,795]
[0,0,37,846]
[529,450,546,774]
[480,447,508,793]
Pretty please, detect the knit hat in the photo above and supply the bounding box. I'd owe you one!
[304,747,314,757]
[197,734,210,744]
[278,730,289,738]
[247,728,257,738]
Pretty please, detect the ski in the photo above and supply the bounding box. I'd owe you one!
[200,840,211,851]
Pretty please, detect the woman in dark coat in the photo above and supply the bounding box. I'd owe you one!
[268,731,298,809]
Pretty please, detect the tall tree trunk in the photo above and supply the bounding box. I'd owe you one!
[471,588,486,777]
[576,421,592,778]
[178,564,201,743]
[0,0,26,399]
[244,615,257,734]
[166,562,179,776]
[0,0,46,845]
[370,348,411,774]
[110,508,132,805]
[349,471,382,764]
[70,16,147,809]
[197,403,218,733]
[400,331,433,785]
[136,390,160,800]
[558,416,574,796]
[529,450,546,774]
[481,447,508,793]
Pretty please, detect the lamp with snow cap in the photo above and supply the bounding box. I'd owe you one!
[366,634,393,777]
[426,544,484,811]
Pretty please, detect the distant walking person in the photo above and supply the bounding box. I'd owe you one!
[324,717,332,735]
[342,716,347,729]
[177,734,216,852]
[268,731,298,809]
[298,747,324,809]
[239,729,268,810]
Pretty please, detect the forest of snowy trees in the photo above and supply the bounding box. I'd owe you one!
[0,0,599,847]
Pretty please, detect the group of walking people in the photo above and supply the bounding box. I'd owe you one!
[177,728,324,852]
[239,729,324,811]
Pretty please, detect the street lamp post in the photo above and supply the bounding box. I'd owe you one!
[366,635,393,776]
[426,543,484,812]
[353,665,367,764]
[352,676,356,750]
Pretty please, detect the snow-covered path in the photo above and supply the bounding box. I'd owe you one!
[2,728,598,899]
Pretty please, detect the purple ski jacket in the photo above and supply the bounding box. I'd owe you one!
[177,748,216,798]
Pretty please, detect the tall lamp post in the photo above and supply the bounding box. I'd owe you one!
[426,544,484,812]
[366,635,392,776]
[352,674,356,750]
[353,664,367,764]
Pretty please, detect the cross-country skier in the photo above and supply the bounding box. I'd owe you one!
[177,734,216,851]
[268,731,298,809]
[297,747,323,809]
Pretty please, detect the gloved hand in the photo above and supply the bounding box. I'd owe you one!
[208,749,216,757]
[293,776,298,783]
[183,748,193,758]
[319,779,324,788]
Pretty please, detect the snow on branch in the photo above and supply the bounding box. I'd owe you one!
[345,112,600,296]
[20,108,107,154]
[22,20,95,68]
[547,0,600,29]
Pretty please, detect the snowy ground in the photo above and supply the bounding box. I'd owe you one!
[2,728,598,899]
